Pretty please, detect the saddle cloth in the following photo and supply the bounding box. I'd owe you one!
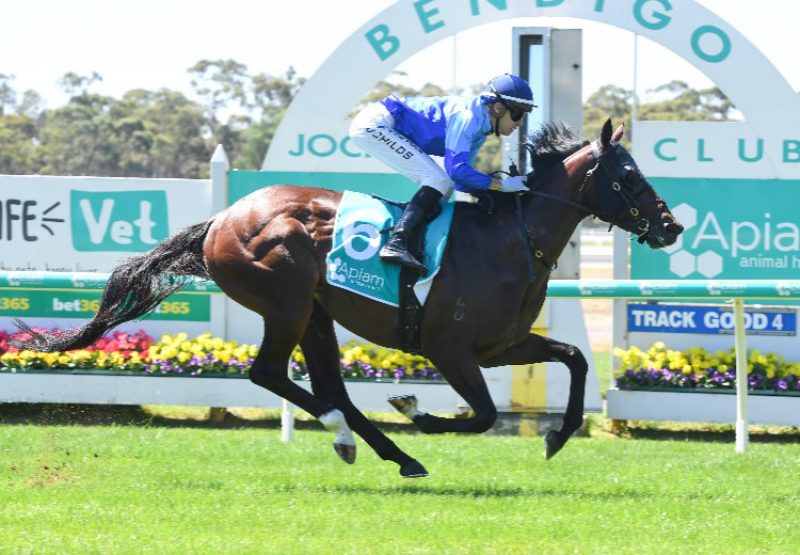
[326,190,454,307]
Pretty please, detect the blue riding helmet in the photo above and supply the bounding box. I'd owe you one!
[483,74,537,121]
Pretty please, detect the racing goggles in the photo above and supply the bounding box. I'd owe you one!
[502,101,530,122]
[490,85,533,122]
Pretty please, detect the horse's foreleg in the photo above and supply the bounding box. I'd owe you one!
[482,333,587,459]
[300,304,427,478]
[395,351,498,434]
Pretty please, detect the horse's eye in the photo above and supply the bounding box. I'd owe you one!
[624,165,639,183]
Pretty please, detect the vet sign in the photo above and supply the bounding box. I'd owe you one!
[70,190,169,252]
[628,304,796,336]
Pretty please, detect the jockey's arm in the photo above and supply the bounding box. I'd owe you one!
[444,110,495,193]
[444,150,494,192]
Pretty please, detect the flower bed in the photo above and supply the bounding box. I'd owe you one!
[614,341,800,394]
[0,329,442,382]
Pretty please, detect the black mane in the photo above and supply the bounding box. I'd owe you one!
[523,122,588,175]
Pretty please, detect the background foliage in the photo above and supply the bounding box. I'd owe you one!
[0,63,736,177]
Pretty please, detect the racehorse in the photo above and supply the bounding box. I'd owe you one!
[15,119,682,478]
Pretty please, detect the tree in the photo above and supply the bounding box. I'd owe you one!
[111,89,209,178]
[16,90,44,120]
[37,92,118,175]
[237,67,306,169]
[583,84,633,149]
[188,59,251,117]
[582,81,737,150]
[57,71,103,98]
[637,80,735,121]
[0,114,37,174]
[0,74,16,116]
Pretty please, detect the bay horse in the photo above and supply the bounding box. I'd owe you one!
[15,119,682,478]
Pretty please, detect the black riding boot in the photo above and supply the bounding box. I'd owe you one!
[380,186,443,273]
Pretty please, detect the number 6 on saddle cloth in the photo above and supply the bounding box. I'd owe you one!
[326,191,455,352]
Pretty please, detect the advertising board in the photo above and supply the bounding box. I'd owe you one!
[0,175,218,338]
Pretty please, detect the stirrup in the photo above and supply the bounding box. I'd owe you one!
[380,245,427,273]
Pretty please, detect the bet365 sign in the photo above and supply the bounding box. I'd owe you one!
[70,190,169,252]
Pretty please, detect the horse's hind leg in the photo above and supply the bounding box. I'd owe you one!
[248,314,337,421]
[300,303,428,478]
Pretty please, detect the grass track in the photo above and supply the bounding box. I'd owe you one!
[1,425,799,554]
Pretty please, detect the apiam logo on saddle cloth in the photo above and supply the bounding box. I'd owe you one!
[326,190,454,307]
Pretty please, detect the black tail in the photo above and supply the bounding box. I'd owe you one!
[14,220,213,352]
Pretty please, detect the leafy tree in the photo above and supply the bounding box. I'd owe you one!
[188,59,251,117]
[16,90,44,119]
[637,80,735,121]
[187,61,305,169]
[0,61,742,181]
[581,81,736,149]
[37,92,118,175]
[57,71,103,98]
[111,89,209,178]
[237,67,305,169]
[0,114,37,174]
[583,84,633,149]
[0,74,16,116]
[251,66,304,115]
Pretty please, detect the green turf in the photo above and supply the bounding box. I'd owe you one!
[1,425,798,554]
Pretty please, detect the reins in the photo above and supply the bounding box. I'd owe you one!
[513,194,556,284]
[510,138,664,282]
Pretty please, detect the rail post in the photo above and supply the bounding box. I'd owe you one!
[733,298,749,453]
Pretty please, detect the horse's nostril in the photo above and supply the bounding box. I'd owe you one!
[664,221,684,235]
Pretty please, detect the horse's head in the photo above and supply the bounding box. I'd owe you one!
[577,119,683,248]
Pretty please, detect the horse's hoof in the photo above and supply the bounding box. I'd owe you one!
[334,442,356,464]
[388,394,418,420]
[399,460,429,478]
[544,430,564,460]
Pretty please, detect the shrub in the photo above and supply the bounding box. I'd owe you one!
[0,329,442,381]
[614,341,800,393]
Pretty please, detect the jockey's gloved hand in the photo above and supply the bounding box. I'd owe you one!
[499,176,528,193]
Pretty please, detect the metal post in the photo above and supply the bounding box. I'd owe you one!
[611,227,629,388]
[210,144,230,343]
[733,298,749,453]
[281,362,295,442]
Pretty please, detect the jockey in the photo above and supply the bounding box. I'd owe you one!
[349,73,536,273]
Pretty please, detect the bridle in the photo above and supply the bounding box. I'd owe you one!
[525,140,667,245]
[511,139,668,283]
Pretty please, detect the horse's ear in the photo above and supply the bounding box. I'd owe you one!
[612,123,624,143]
[600,118,613,148]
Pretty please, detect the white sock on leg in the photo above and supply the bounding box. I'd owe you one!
[319,409,356,446]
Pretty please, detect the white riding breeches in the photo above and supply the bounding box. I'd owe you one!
[349,103,454,198]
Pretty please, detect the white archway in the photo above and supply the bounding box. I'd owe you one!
[262,0,800,172]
